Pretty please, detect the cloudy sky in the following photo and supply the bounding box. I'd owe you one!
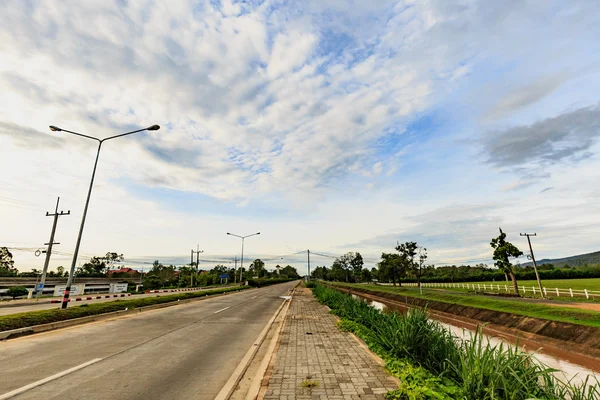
[2,0,600,274]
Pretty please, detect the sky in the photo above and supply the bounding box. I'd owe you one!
[2,0,600,275]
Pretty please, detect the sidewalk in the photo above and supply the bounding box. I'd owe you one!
[260,287,398,400]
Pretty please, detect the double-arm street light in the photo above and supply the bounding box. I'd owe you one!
[226,232,260,283]
[49,124,160,309]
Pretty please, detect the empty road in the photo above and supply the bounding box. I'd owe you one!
[0,281,297,400]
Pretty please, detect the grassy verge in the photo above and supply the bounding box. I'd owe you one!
[0,285,250,332]
[312,284,600,400]
[334,283,600,327]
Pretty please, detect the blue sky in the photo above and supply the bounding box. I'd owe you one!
[2,0,600,274]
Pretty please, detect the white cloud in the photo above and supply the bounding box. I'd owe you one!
[2,0,600,273]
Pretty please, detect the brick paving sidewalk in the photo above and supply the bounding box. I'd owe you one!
[261,287,398,400]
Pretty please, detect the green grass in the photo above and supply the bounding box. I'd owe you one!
[442,278,600,292]
[0,285,250,332]
[333,283,600,328]
[313,284,600,400]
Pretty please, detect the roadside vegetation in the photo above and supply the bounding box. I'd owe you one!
[312,284,600,400]
[0,285,251,332]
[435,278,600,292]
[333,283,600,327]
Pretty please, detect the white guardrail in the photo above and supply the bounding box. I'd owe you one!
[398,282,600,299]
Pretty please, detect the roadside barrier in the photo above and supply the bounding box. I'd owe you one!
[49,293,132,303]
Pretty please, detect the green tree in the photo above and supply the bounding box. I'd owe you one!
[56,266,65,277]
[77,257,107,277]
[360,268,372,282]
[280,265,300,279]
[350,252,364,283]
[414,247,427,288]
[104,252,124,272]
[378,252,406,286]
[311,266,329,280]
[7,286,28,299]
[248,259,265,278]
[333,252,355,282]
[396,241,418,284]
[490,228,523,295]
[0,247,18,277]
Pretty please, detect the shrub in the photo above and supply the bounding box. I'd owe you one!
[6,286,29,299]
[313,284,600,400]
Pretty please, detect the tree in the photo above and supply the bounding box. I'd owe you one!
[248,259,265,278]
[333,252,355,282]
[76,257,107,277]
[414,247,427,288]
[396,241,418,283]
[0,247,17,277]
[104,252,124,272]
[378,252,406,286]
[360,268,372,283]
[280,265,300,279]
[311,266,329,280]
[350,253,364,283]
[490,228,523,296]
[56,266,65,277]
[7,286,28,299]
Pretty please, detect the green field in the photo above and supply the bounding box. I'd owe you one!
[422,278,600,293]
[333,283,600,327]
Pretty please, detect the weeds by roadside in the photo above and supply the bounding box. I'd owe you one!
[313,284,600,400]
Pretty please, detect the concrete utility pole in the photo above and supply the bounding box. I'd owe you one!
[520,233,544,297]
[307,249,311,282]
[37,197,70,297]
[233,256,238,283]
[191,246,203,287]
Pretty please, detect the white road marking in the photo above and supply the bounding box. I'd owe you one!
[0,358,103,400]
[251,296,257,299]
[213,306,231,314]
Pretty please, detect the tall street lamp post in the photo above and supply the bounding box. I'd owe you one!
[226,232,260,283]
[49,124,160,309]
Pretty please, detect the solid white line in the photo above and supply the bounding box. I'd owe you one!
[0,358,103,400]
[213,306,231,314]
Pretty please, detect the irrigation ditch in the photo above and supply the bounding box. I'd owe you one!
[326,283,600,384]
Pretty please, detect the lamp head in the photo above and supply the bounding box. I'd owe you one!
[49,125,62,132]
[147,124,160,131]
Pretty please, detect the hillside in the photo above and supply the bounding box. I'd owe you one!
[522,250,600,268]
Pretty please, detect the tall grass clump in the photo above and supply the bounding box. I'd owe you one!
[311,284,600,400]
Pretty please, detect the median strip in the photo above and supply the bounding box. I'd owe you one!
[0,286,251,339]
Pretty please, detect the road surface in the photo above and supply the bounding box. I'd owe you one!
[0,286,237,316]
[0,281,297,400]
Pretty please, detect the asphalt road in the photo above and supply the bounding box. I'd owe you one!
[0,286,237,316]
[0,281,297,400]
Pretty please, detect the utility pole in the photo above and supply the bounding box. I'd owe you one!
[307,249,311,282]
[37,197,70,297]
[520,233,544,297]
[191,245,203,287]
[233,256,238,283]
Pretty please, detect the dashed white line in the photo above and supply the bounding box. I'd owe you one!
[251,296,257,299]
[0,358,103,400]
[213,306,231,314]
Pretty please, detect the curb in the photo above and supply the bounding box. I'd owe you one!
[0,288,249,341]
[214,284,297,400]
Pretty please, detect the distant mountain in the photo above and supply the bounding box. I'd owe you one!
[522,250,600,268]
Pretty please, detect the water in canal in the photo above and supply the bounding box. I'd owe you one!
[351,294,599,386]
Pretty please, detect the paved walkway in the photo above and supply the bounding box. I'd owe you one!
[261,287,398,400]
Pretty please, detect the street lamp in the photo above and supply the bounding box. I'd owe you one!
[227,232,260,283]
[49,124,160,309]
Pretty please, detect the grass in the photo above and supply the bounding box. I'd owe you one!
[0,285,250,332]
[333,283,600,328]
[313,284,600,400]
[300,377,319,388]
[439,278,600,292]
